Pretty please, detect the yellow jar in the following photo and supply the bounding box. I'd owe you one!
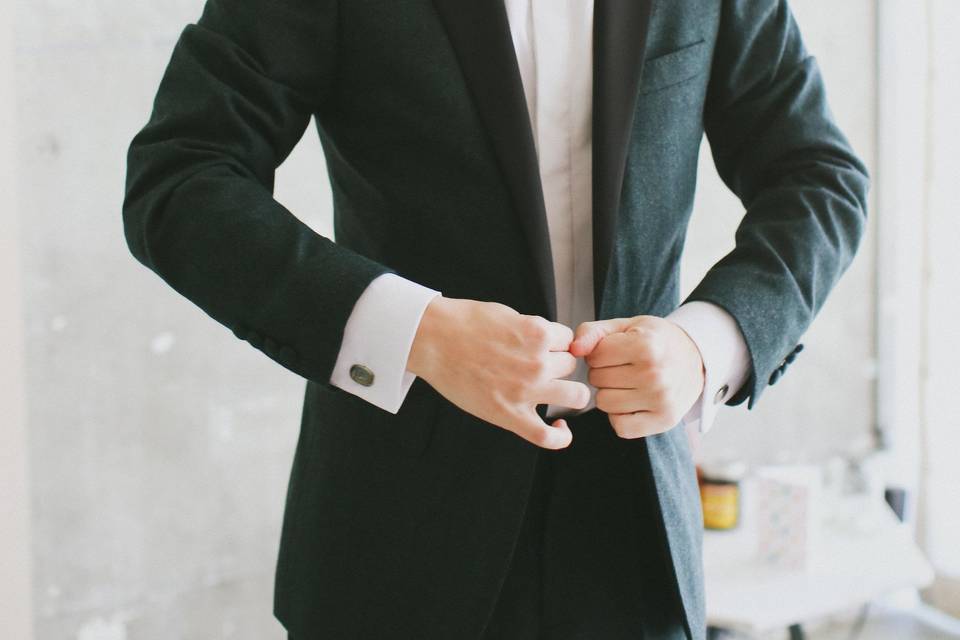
[698,460,747,530]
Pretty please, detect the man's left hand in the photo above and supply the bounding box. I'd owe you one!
[569,315,705,438]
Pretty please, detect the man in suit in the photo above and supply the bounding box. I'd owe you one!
[122,0,868,638]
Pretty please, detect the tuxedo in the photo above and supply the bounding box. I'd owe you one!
[122,0,869,638]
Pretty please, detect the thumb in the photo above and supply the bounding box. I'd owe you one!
[569,317,634,357]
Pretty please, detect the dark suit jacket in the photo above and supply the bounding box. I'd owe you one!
[122,1,869,638]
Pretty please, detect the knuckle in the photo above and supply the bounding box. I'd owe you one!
[510,358,531,380]
[490,301,518,316]
[607,411,622,429]
[632,334,659,363]
[595,388,610,411]
[627,322,651,342]
[647,337,667,363]
[619,424,642,440]
[653,382,670,403]
[525,357,548,379]
[585,348,602,367]
[508,383,528,404]
[587,367,599,386]
[646,369,667,395]
[634,359,656,376]
[523,318,550,346]
[492,387,517,412]
[610,412,647,439]
[646,358,667,382]
[526,425,550,448]
[609,413,632,438]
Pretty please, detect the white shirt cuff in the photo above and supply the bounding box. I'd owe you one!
[665,300,751,435]
[329,273,441,414]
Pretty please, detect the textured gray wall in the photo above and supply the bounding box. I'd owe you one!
[1,0,33,636]
[921,0,960,605]
[13,1,876,638]
[18,1,317,636]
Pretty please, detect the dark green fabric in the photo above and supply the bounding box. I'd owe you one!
[122,0,869,638]
[481,410,687,640]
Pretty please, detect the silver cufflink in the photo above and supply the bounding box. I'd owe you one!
[349,364,375,387]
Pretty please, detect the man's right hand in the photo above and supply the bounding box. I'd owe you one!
[405,296,588,449]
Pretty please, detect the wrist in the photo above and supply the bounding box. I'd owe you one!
[406,295,454,379]
[666,319,705,390]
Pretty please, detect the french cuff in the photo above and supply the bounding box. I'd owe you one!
[665,300,751,435]
[329,272,441,414]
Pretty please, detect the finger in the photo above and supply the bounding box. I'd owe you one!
[595,387,650,414]
[608,410,671,439]
[568,317,634,357]
[543,351,579,380]
[537,379,592,410]
[512,409,573,449]
[543,320,575,352]
[587,363,640,389]
[583,331,636,368]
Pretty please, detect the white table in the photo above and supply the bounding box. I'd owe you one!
[703,478,934,638]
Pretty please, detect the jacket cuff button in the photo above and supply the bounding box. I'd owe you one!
[349,364,375,387]
[713,384,729,405]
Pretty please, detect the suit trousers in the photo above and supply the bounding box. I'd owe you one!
[480,407,689,640]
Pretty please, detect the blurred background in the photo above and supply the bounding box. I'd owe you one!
[1,1,958,638]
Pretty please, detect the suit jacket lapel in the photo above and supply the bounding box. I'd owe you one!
[431,0,655,322]
[593,0,654,317]
[431,0,557,321]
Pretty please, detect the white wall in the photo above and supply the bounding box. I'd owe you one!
[870,0,960,614]
[1,0,34,636]
[919,0,960,613]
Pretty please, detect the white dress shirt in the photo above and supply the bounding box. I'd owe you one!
[329,0,751,434]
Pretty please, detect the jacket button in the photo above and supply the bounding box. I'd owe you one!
[349,364,375,387]
[713,384,729,405]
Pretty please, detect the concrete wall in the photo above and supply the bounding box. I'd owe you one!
[1,0,34,635]
[10,1,877,638]
[15,1,319,636]
[918,0,960,616]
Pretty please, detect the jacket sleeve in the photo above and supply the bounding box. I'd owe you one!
[122,0,396,385]
[683,0,870,409]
